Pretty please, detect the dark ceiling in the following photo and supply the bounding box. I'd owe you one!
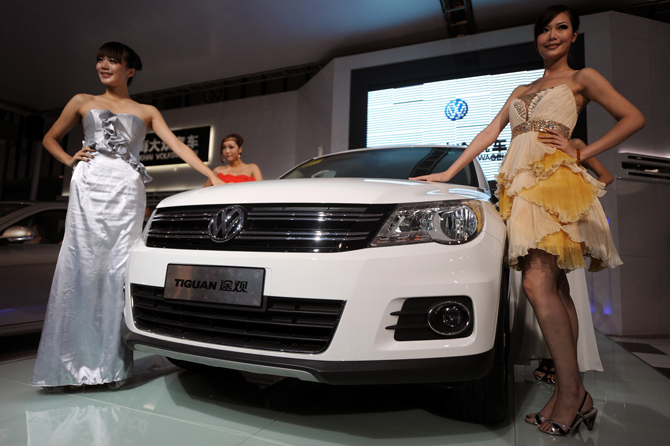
[1,0,666,113]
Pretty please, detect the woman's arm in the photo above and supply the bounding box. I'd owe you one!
[568,138,613,185]
[581,156,614,185]
[42,94,96,167]
[148,107,224,186]
[203,166,223,187]
[250,164,263,181]
[574,69,645,160]
[410,86,525,182]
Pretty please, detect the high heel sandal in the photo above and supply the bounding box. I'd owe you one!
[544,361,556,385]
[524,412,547,426]
[533,358,550,381]
[540,392,597,436]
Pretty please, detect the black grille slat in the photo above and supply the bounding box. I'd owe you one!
[145,203,395,252]
[131,284,345,353]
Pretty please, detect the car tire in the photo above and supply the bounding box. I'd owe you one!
[439,267,510,424]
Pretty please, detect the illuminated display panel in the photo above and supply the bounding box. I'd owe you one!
[366,69,544,180]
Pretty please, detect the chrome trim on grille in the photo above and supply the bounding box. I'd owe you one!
[145,204,395,252]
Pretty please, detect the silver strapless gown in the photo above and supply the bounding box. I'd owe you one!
[31,109,151,387]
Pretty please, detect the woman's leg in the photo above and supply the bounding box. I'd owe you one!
[541,271,579,384]
[557,271,579,348]
[521,249,591,431]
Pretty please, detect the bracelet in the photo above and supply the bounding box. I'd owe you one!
[576,148,581,166]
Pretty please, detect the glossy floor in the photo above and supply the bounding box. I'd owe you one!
[0,332,668,446]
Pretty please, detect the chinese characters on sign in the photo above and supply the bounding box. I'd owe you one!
[477,139,507,162]
[140,126,210,166]
[447,139,509,180]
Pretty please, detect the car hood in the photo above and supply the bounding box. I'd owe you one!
[157,178,491,208]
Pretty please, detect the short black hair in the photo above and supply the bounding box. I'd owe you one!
[97,42,142,86]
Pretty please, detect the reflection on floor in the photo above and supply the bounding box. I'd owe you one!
[0,331,668,446]
[608,335,670,380]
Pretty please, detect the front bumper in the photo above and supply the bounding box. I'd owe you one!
[123,326,495,384]
[123,231,505,384]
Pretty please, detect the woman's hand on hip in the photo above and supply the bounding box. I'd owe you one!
[538,129,578,159]
[68,147,96,167]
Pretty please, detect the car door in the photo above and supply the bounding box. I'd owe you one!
[0,208,66,334]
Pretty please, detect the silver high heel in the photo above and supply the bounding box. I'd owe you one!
[540,392,597,436]
[525,412,547,426]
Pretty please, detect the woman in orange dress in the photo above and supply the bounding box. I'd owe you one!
[204,133,263,185]
[412,5,644,436]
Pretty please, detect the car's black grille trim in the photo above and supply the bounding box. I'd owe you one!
[145,203,396,252]
[130,284,345,353]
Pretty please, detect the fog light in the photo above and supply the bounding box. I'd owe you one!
[428,301,471,335]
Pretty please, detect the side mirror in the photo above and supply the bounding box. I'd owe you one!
[0,226,35,242]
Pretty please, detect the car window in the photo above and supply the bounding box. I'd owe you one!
[12,210,67,244]
[0,203,31,218]
[281,147,478,187]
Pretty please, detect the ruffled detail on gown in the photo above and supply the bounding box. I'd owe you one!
[497,84,622,272]
[83,109,152,183]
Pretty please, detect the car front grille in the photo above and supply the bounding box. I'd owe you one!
[130,284,345,353]
[145,203,395,252]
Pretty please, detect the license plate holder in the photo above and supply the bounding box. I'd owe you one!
[164,264,265,308]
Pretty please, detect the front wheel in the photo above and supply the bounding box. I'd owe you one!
[436,268,510,424]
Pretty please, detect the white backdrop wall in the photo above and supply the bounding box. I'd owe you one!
[582,13,670,336]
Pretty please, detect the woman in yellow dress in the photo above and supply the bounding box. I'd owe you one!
[513,141,612,384]
[412,5,644,436]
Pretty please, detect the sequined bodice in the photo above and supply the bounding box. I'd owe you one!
[509,84,579,139]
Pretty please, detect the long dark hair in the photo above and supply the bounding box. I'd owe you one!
[97,42,142,86]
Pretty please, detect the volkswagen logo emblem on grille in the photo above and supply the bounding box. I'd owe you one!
[208,206,246,242]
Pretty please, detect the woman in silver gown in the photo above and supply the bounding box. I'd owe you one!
[30,42,224,391]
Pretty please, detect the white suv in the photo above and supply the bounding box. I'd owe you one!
[123,146,509,423]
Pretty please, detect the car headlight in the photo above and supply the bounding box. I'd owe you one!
[371,200,484,246]
[141,209,157,244]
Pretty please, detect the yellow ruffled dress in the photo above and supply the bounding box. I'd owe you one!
[497,84,622,272]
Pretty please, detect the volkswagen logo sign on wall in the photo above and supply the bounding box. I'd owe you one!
[208,206,246,242]
[445,99,468,121]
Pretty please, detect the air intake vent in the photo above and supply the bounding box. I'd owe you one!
[619,153,670,184]
[131,284,345,353]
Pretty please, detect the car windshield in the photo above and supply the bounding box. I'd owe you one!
[281,146,479,187]
[0,203,30,218]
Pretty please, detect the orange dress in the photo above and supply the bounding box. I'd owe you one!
[218,173,256,183]
[496,84,622,272]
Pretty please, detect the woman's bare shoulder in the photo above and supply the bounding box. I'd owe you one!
[128,103,160,119]
[57,94,100,121]
[70,93,98,111]
[515,84,531,93]
[572,68,607,87]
